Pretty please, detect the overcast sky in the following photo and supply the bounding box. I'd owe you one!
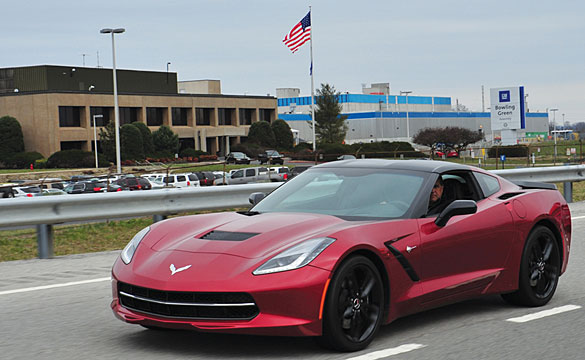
[2,0,583,123]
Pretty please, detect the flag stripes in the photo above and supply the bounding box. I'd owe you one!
[283,12,311,53]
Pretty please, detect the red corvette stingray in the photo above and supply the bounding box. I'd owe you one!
[111,160,571,351]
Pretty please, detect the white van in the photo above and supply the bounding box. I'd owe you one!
[228,167,269,185]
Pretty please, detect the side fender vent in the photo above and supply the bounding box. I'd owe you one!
[498,192,524,200]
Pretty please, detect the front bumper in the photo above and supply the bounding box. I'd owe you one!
[111,258,331,337]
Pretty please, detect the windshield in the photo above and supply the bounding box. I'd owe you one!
[252,167,426,220]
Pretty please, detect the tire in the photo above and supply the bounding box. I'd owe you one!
[501,226,560,307]
[320,256,384,352]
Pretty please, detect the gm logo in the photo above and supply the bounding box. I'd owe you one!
[499,90,511,102]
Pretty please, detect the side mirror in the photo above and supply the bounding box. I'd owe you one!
[435,200,477,227]
[249,192,266,205]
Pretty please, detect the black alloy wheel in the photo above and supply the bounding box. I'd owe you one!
[320,256,384,352]
[502,226,560,307]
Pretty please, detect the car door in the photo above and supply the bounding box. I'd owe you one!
[229,169,245,184]
[416,171,516,305]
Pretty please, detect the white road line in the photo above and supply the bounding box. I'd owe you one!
[571,215,585,220]
[345,343,426,360]
[506,305,582,323]
[0,277,110,296]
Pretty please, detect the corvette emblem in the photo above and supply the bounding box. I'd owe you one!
[170,264,192,275]
[406,245,417,253]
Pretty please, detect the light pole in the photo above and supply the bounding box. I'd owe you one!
[550,108,558,164]
[92,114,103,168]
[400,91,412,139]
[166,62,171,83]
[100,27,125,174]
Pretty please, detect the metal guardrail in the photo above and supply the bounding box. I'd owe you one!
[2,164,584,259]
[0,183,280,259]
[492,164,585,203]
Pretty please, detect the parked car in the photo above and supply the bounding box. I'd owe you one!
[115,176,152,191]
[193,171,215,186]
[42,188,67,196]
[267,166,290,182]
[212,171,231,186]
[12,186,42,198]
[69,175,94,183]
[112,159,571,352]
[227,166,269,185]
[64,181,121,194]
[436,149,459,158]
[288,165,312,180]
[225,152,251,164]
[258,150,284,165]
[0,183,17,198]
[160,173,199,188]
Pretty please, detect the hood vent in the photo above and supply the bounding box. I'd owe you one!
[199,230,259,241]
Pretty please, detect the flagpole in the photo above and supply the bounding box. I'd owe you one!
[309,6,316,152]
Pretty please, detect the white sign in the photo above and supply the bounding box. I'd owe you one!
[490,86,526,131]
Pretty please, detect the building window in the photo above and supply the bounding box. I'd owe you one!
[259,108,274,123]
[59,106,83,127]
[172,107,189,126]
[218,108,234,126]
[239,108,255,125]
[147,107,165,126]
[60,141,85,151]
[90,107,112,127]
[196,108,213,126]
[120,107,140,125]
[179,138,195,152]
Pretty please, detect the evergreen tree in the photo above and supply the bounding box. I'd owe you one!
[0,116,25,155]
[98,120,116,162]
[314,84,348,144]
[271,119,294,149]
[152,125,179,155]
[247,121,276,147]
[131,122,154,157]
[120,124,144,160]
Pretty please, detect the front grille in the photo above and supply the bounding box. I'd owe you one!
[118,282,259,320]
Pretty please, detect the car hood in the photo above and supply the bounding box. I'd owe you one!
[147,212,354,259]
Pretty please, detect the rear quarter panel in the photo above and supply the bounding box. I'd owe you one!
[501,188,571,278]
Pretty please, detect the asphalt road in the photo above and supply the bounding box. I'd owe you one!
[1,203,585,360]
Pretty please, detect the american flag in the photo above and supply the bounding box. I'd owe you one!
[283,11,311,53]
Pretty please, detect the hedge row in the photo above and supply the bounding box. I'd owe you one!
[487,145,529,158]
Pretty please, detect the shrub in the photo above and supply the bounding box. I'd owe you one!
[179,148,208,158]
[488,145,529,158]
[0,116,25,155]
[47,150,109,168]
[199,154,218,161]
[295,142,313,151]
[34,158,48,169]
[0,152,44,169]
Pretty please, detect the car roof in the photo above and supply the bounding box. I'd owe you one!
[314,159,473,173]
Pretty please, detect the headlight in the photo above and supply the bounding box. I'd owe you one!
[253,237,335,275]
[120,227,150,264]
